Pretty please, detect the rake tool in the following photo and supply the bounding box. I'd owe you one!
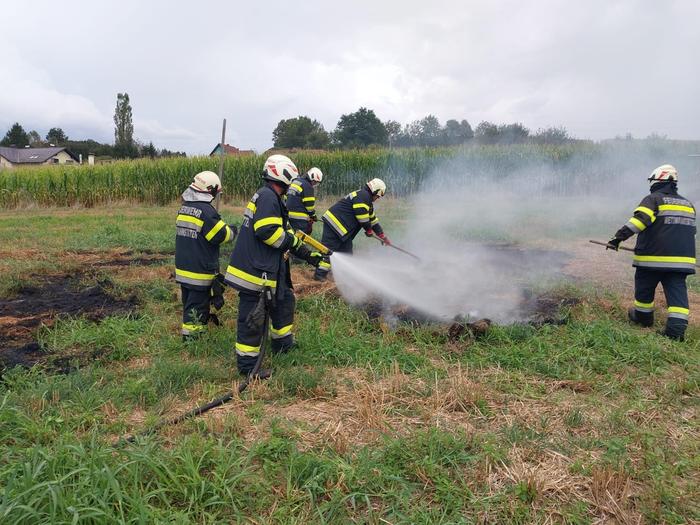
[370,234,422,261]
[590,239,700,268]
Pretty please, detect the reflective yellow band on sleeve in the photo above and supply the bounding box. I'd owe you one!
[254,216,283,230]
[355,213,370,220]
[289,211,310,219]
[628,217,646,231]
[634,206,656,221]
[324,211,348,235]
[224,226,233,243]
[659,204,695,214]
[247,202,257,213]
[263,226,285,247]
[176,214,204,227]
[302,197,315,203]
[205,219,227,241]
[353,203,370,210]
[290,183,303,192]
[668,306,690,315]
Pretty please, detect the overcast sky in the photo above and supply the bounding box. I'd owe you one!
[2,0,699,154]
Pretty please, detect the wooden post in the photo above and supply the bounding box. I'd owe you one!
[218,118,226,180]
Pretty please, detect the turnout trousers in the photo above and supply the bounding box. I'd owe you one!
[633,268,689,339]
[313,223,354,280]
[235,285,296,373]
[181,285,211,338]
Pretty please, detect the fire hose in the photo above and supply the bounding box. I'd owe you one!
[118,233,332,445]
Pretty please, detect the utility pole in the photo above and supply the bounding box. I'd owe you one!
[218,118,226,180]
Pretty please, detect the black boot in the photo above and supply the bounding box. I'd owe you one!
[628,308,653,327]
[660,317,687,341]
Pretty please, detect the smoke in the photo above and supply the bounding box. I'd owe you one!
[330,142,700,323]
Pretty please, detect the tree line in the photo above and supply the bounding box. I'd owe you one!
[272,107,574,149]
[0,93,186,160]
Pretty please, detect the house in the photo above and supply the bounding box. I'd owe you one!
[209,143,255,157]
[0,146,80,169]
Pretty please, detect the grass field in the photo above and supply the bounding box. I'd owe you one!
[0,203,698,524]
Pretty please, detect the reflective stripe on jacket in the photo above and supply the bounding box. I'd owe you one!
[286,176,316,221]
[225,184,296,293]
[616,184,696,274]
[321,187,383,242]
[175,196,234,290]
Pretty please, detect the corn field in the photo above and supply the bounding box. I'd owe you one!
[0,142,698,208]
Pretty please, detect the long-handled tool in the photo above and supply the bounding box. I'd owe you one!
[589,239,635,253]
[590,239,700,268]
[118,287,273,445]
[370,234,422,261]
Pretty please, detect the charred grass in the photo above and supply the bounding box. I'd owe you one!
[0,207,697,523]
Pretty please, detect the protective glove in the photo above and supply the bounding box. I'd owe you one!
[377,233,391,246]
[289,230,303,249]
[309,214,318,222]
[364,229,374,238]
[606,238,622,251]
[306,251,324,268]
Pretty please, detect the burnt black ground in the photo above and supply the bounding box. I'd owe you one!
[0,269,140,372]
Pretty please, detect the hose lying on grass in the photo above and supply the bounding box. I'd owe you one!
[118,288,272,445]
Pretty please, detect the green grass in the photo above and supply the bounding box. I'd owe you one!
[0,205,698,523]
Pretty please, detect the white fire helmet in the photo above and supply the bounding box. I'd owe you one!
[263,154,298,186]
[307,167,323,184]
[190,171,222,195]
[648,164,678,186]
[366,178,387,197]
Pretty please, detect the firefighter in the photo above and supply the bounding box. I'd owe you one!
[607,164,696,341]
[314,178,390,281]
[286,167,323,234]
[175,171,236,339]
[225,154,324,378]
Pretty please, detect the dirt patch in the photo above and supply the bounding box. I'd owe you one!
[65,249,172,268]
[0,273,138,372]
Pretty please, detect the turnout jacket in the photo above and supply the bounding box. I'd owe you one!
[175,188,235,290]
[322,187,384,242]
[225,184,305,293]
[286,176,317,221]
[615,183,696,274]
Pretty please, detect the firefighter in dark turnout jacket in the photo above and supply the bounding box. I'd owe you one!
[608,164,696,340]
[225,155,324,377]
[314,178,390,281]
[286,167,323,234]
[175,171,236,338]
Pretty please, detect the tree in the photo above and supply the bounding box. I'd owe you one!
[28,130,43,146]
[332,107,388,148]
[113,92,137,158]
[272,116,330,149]
[497,123,529,144]
[46,127,68,145]
[532,126,570,145]
[384,120,402,147]
[0,123,30,147]
[142,141,157,158]
[474,121,499,144]
[411,115,443,146]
